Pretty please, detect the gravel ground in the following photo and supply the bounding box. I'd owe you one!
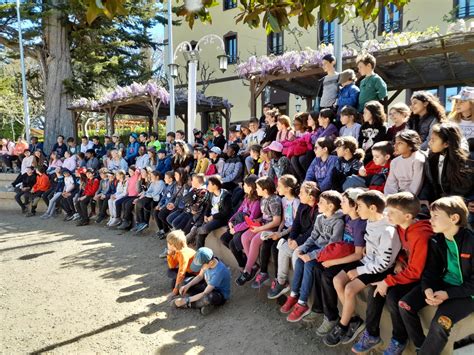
[0,208,350,354]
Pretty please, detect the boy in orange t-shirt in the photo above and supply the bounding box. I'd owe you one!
[166,230,197,299]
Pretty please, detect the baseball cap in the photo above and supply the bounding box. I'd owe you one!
[263,141,283,153]
[212,126,224,134]
[130,132,138,139]
[190,247,214,272]
[209,146,222,155]
[193,128,201,135]
[158,148,167,154]
[450,86,474,101]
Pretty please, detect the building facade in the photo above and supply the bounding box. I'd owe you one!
[171,0,469,128]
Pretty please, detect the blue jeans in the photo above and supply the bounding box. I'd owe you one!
[166,209,183,226]
[291,247,319,304]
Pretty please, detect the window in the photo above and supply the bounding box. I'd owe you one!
[455,0,474,18]
[224,34,238,64]
[319,20,334,45]
[379,4,403,34]
[223,0,237,10]
[267,32,284,55]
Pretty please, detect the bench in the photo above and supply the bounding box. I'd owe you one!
[204,228,474,355]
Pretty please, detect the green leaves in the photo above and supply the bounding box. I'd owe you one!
[85,0,128,25]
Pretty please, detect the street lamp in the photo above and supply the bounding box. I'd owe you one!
[170,34,228,143]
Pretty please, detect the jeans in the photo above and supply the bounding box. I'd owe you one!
[155,207,173,232]
[15,188,29,210]
[184,279,226,308]
[366,282,418,340]
[194,219,226,249]
[343,175,367,189]
[135,197,154,224]
[97,196,110,218]
[277,240,299,284]
[166,209,184,227]
[313,263,347,318]
[399,284,474,353]
[290,246,319,304]
[44,192,62,216]
[170,211,192,230]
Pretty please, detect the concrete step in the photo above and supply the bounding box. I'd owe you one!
[0,173,17,183]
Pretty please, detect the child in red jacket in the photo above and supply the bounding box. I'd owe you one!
[26,166,51,217]
[342,141,392,192]
[352,192,433,354]
[75,168,99,226]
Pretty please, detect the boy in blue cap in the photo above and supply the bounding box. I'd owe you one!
[173,247,231,315]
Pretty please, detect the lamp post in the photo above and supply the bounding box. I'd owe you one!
[166,0,175,133]
[16,0,31,142]
[169,34,228,143]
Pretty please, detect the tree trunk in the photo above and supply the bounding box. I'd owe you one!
[43,0,73,153]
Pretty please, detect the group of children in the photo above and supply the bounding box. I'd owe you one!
[4,55,474,354]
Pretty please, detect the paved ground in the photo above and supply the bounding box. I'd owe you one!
[0,208,349,354]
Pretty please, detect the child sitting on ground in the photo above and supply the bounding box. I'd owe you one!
[344,141,393,192]
[384,130,425,196]
[166,230,197,299]
[173,247,231,315]
[352,192,433,355]
[399,196,474,354]
[267,181,320,300]
[280,190,344,323]
[323,190,401,347]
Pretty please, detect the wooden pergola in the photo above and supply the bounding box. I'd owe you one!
[247,32,474,117]
[68,91,232,138]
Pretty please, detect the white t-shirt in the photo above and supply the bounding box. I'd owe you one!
[458,119,474,140]
[211,190,223,215]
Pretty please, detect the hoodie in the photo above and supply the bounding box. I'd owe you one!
[385,220,433,287]
[357,217,401,275]
[305,155,338,192]
[384,151,425,196]
[299,210,345,260]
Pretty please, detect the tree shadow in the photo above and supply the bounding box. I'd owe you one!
[18,250,55,260]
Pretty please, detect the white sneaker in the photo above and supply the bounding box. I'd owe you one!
[109,218,121,227]
[40,213,50,219]
[72,213,81,221]
[106,218,113,226]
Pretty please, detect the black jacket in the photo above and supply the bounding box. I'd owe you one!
[261,124,278,145]
[422,152,474,202]
[212,135,227,150]
[21,173,37,190]
[289,203,318,246]
[204,189,232,222]
[422,227,474,299]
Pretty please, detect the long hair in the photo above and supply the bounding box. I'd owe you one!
[279,174,300,197]
[364,101,386,126]
[430,122,471,186]
[174,167,188,187]
[449,99,474,123]
[410,91,447,123]
[335,136,365,161]
[243,174,259,201]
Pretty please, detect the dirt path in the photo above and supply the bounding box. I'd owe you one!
[0,208,349,354]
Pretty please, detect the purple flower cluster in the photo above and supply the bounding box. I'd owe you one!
[70,81,170,110]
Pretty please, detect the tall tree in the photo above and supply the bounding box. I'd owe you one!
[0,0,164,151]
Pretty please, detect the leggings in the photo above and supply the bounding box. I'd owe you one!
[120,196,137,222]
[290,150,315,181]
[225,231,247,269]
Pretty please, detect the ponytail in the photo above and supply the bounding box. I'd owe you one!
[353,148,365,162]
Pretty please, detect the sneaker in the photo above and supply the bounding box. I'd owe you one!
[72,213,81,221]
[200,305,214,316]
[316,317,339,336]
[323,323,347,347]
[251,272,270,289]
[95,215,105,224]
[109,218,122,227]
[130,224,140,232]
[382,338,406,355]
[26,212,35,217]
[135,223,149,234]
[64,214,74,221]
[352,330,382,353]
[249,265,259,281]
[267,280,290,299]
[6,185,14,192]
[287,303,311,322]
[342,316,365,344]
[302,310,322,323]
[279,295,298,314]
[21,207,27,214]
[117,220,131,230]
[235,271,252,286]
[40,213,49,219]
[159,248,168,259]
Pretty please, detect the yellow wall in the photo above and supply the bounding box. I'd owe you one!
[172,0,457,123]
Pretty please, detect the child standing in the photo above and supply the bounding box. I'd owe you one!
[384,130,425,196]
[333,136,364,192]
[352,192,433,355]
[166,230,197,299]
[323,190,401,347]
[359,101,388,163]
[267,181,320,300]
[356,53,387,112]
[336,70,360,117]
[173,247,231,315]
[236,177,282,286]
[305,137,339,192]
[280,190,344,322]
[339,106,362,141]
[399,196,474,354]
